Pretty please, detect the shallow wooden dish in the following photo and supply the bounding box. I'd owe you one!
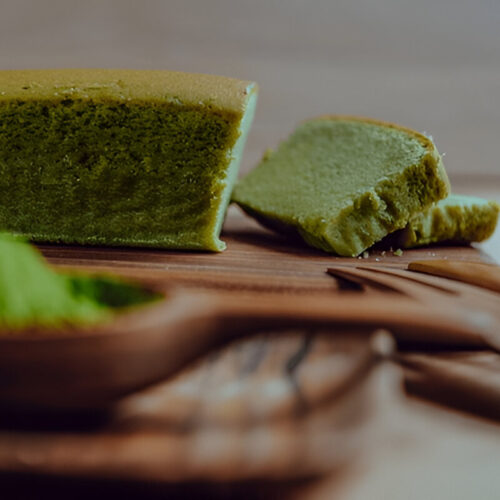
[1,285,382,412]
[0,286,404,412]
[0,289,210,411]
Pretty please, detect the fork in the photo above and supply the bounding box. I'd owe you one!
[327,264,500,350]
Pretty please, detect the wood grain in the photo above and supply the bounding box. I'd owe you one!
[39,206,494,293]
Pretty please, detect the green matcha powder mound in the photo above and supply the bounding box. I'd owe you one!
[0,233,158,331]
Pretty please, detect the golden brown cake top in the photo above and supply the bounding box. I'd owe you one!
[0,69,257,112]
[313,115,439,157]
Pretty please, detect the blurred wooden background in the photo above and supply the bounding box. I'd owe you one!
[1,0,499,257]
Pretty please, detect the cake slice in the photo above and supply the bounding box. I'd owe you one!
[0,69,258,251]
[399,194,499,248]
[232,116,450,256]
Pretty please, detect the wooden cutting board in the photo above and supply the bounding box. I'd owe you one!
[39,206,492,294]
[0,206,497,492]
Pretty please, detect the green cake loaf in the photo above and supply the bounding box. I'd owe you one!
[0,69,258,251]
[232,116,450,256]
[399,194,500,248]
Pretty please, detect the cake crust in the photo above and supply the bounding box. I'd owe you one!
[0,69,255,114]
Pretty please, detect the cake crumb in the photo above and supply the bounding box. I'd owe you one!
[375,257,380,262]
[422,131,434,142]
[393,248,403,257]
[381,251,386,256]
[362,251,370,259]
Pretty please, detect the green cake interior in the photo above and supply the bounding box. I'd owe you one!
[232,117,450,256]
[0,70,258,251]
[400,194,500,248]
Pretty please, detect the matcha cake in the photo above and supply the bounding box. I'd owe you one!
[232,116,450,256]
[0,69,258,251]
[399,194,499,248]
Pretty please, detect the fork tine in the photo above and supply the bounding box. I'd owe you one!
[409,260,500,294]
[356,266,459,295]
[358,265,500,302]
[355,265,500,313]
[327,265,500,351]
[327,268,401,294]
[328,266,436,301]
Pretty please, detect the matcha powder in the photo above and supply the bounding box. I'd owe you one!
[0,233,158,332]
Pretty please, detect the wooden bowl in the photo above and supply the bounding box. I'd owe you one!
[0,289,221,412]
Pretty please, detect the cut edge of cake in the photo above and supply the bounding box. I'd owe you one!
[399,194,500,248]
[209,82,258,251]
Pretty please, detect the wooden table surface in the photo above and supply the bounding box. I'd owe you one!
[1,1,500,498]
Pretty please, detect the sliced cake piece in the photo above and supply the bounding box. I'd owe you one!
[0,69,258,251]
[232,116,450,256]
[399,194,499,248]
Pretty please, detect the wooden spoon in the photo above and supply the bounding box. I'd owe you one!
[0,285,492,412]
[408,259,500,294]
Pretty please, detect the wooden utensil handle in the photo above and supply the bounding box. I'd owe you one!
[207,291,488,347]
[409,260,500,294]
